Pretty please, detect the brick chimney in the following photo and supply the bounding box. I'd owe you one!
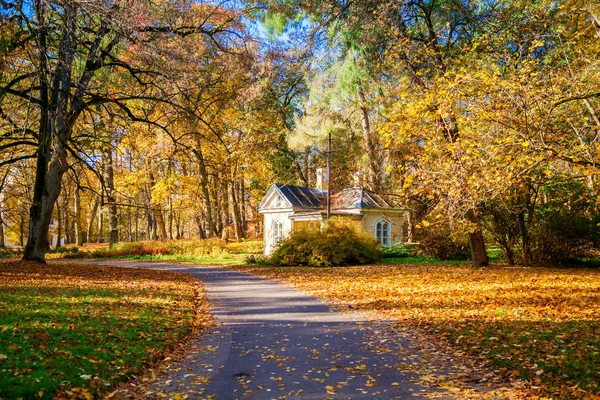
[316,168,328,192]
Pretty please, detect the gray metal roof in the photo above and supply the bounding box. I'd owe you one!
[275,185,400,211]
[331,188,392,209]
[276,184,324,209]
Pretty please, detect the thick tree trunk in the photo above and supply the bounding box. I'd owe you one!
[23,3,77,262]
[154,206,168,240]
[23,141,68,262]
[465,209,489,267]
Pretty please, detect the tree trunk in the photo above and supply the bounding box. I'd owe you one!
[229,179,243,240]
[465,209,489,267]
[105,150,118,247]
[23,3,77,262]
[357,88,382,192]
[168,196,173,240]
[128,199,133,242]
[192,147,216,237]
[154,206,168,240]
[63,190,70,244]
[0,205,5,248]
[239,179,247,235]
[87,197,99,244]
[196,213,206,239]
[518,210,531,266]
[134,202,139,241]
[97,209,103,243]
[23,140,69,262]
[19,213,25,247]
[146,170,167,241]
[55,201,62,250]
[406,212,414,243]
[74,187,83,246]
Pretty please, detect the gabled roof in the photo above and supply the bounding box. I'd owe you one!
[331,188,393,209]
[257,184,323,211]
[277,185,323,208]
[259,183,405,213]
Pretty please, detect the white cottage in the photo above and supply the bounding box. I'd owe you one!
[257,170,408,255]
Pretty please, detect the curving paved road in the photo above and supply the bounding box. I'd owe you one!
[93,261,451,399]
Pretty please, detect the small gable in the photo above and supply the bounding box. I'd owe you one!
[257,184,293,211]
[258,184,324,212]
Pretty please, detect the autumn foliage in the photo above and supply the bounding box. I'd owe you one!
[270,222,383,266]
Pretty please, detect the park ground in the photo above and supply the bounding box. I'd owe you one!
[0,244,599,399]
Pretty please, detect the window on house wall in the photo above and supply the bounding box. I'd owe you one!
[273,221,284,243]
[375,220,390,246]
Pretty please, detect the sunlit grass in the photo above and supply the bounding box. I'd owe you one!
[0,261,212,399]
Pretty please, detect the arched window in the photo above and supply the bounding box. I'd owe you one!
[375,220,390,246]
[273,221,284,243]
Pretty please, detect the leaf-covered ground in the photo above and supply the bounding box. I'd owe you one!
[234,264,600,399]
[0,261,212,399]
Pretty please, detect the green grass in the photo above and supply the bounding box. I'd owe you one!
[113,252,250,265]
[0,261,211,399]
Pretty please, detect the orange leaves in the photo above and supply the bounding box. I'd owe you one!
[237,264,600,397]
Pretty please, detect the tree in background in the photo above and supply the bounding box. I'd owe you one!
[0,0,246,261]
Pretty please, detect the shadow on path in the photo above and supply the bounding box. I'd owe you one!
[90,261,451,399]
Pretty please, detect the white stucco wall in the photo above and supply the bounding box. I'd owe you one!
[262,211,293,255]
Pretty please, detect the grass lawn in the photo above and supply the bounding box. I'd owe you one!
[0,261,212,399]
[234,263,600,398]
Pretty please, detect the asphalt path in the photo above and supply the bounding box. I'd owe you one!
[92,261,451,399]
